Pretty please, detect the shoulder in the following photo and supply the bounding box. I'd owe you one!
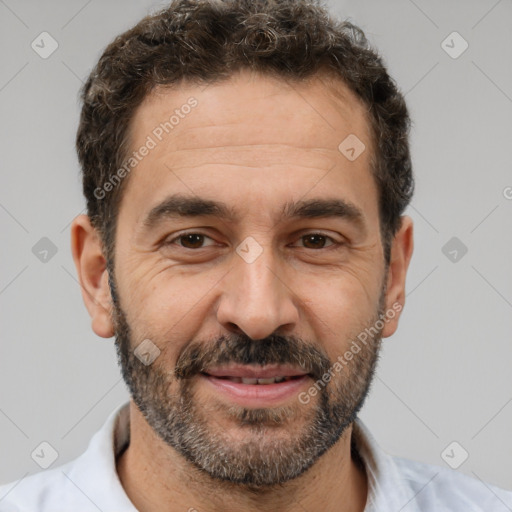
[393,455,512,511]
[353,418,512,511]
[0,460,87,512]
[0,402,132,512]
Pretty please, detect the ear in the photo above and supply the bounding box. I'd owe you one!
[70,214,114,338]
[381,215,414,338]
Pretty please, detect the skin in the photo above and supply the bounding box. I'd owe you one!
[71,69,413,512]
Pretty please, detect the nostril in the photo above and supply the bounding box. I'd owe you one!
[228,323,242,332]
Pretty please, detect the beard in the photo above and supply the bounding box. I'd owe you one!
[109,270,384,489]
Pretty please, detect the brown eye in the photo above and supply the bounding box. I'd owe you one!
[299,233,336,249]
[165,233,216,249]
[179,234,206,249]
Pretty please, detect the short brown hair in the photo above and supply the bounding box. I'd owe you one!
[76,0,413,267]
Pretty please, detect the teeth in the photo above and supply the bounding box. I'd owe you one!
[256,377,277,384]
[225,376,291,384]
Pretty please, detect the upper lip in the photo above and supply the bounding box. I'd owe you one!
[203,364,309,379]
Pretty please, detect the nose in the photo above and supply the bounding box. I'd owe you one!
[215,245,300,340]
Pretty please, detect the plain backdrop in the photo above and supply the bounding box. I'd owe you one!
[1,0,511,494]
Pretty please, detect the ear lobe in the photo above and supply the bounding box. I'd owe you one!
[70,214,115,339]
[381,216,414,338]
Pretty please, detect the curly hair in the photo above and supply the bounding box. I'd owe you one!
[76,0,413,266]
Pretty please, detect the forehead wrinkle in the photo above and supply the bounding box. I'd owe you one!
[151,142,341,155]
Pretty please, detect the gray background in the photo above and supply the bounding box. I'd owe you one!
[1,0,511,497]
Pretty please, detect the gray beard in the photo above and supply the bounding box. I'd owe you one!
[109,271,383,488]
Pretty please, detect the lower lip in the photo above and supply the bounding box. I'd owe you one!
[200,374,310,407]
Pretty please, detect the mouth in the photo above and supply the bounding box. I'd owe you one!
[205,375,303,384]
[199,365,311,406]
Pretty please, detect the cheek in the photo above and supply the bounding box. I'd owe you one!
[298,271,381,350]
[124,268,220,345]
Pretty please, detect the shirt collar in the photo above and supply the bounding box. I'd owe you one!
[351,418,422,511]
[65,402,136,511]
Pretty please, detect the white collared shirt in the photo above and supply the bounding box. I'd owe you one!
[1,401,511,511]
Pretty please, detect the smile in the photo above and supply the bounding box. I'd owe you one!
[199,365,311,406]
[211,376,302,384]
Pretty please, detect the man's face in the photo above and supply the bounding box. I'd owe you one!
[110,70,389,487]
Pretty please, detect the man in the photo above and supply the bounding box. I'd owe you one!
[1,0,510,510]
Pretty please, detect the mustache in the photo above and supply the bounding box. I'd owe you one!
[174,333,332,381]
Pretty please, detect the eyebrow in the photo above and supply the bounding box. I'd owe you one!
[142,193,366,232]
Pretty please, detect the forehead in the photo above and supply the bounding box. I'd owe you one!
[118,69,378,230]
[130,70,372,154]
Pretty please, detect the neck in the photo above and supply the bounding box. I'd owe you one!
[116,401,368,512]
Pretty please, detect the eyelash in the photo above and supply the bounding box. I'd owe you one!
[164,232,342,250]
